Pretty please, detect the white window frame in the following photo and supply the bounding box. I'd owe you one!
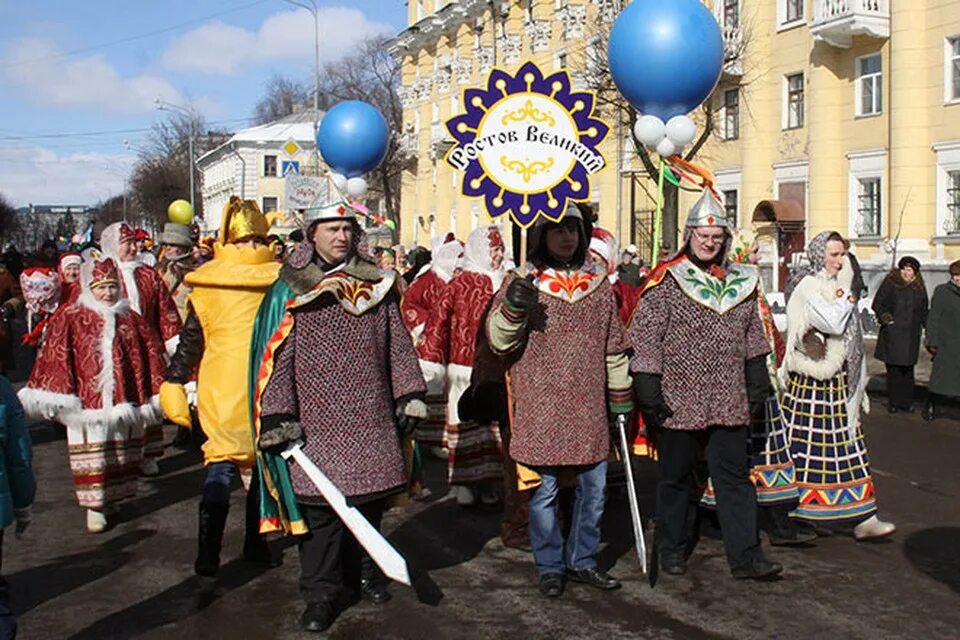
[782,73,804,130]
[722,88,739,140]
[714,168,742,227]
[449,206,458,236]
[261,196,279,213]
[846,149,887,240]
[946,36,960,104]
[554,48,567,71]
[855,53,882,117]
[776,0,804,31]
[934,141,960,236]
[471,201,481,230]
[263,154,278,177]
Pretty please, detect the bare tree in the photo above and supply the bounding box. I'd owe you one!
[254,74,312,125]
[128,109,229,229]
[316,36,403,232]
[582,8,749,256]
[0,194,19,245]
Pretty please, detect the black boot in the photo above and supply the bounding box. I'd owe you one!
[242,485,274,566]
[195,501,229,577]
[922,396,937,422]
[760,504,816,546]
[360,555,391,604]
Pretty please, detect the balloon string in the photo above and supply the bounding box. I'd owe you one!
[652,160,665,269]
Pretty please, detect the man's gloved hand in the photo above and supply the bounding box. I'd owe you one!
[634,373,673,431]
[396,395,428,437]
[14,507,31,540]
[504,276,538,314]
[159,381,192,428]
[258,420,303,455]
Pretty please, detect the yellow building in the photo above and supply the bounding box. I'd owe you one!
[390,0,960,290]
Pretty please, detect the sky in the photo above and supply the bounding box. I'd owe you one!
[0,0,408,207]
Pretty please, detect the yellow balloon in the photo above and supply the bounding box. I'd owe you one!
[168,199,194,225]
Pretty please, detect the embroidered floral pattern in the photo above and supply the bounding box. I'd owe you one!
[668,258,759,315]
[537,269,603,303]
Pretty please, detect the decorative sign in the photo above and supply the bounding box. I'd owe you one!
[284,174,328,210]
[282,138,302,157]
[445,60,609,228]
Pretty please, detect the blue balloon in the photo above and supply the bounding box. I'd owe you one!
[607,0,724,121]
[317,100,390,178]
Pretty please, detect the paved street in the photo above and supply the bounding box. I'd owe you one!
[7,399,960,640]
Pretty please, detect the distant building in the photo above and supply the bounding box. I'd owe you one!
[196,109,323,234]
[9,204,96,251]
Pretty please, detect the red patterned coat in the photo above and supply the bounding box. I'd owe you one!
[629,257,770,431]
[119,262,182,353]
[400,270,446,349]
[419,271,499,369]
[18,296,166,431]
[257,272,428,499]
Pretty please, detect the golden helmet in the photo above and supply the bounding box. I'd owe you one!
[219,196,270,245]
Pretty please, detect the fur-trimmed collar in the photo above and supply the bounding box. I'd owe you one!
[78,292,132,317]
[279,254,382,295]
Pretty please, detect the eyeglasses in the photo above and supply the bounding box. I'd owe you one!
[692,230,726,245]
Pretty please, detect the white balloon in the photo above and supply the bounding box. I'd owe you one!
[346,177,368,198]
[331,172,348,193]
[665,115,697,147]
[656,137,677,158]
[633,114,666,149]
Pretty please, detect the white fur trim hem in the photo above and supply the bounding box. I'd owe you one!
[419,359,447,396]
[165,335,180,357]
[18,387,82,421]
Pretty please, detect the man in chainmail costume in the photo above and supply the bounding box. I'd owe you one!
[629,191,782,580]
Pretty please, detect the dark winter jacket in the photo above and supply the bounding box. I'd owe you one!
[872,271,928,366]
[927,281,960,398]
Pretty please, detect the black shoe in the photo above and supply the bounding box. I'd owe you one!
[566,567,621,590]
[300,602,335,633]
[660,555,687,576]
[887,405,899,414]
[731,557,783,580]
[538,572,564,598]
[922,402,936,421]
[360,578,392,605]
[768,529,817,546]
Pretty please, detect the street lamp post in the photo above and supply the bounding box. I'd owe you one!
[281,0,321,172]
[154,98,197,212]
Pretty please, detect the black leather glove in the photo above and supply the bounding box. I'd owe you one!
[258,416,303,455]
[458,382,507,424]
[745,355,772,425]
[504,276,538,314]
[634,373,673,431]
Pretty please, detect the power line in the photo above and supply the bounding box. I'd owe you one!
[0,116,256,142]
[0,0,269,70]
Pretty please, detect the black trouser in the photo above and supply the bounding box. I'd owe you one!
[297,500,385,607]
[886,364,915,408]
[657,425,760,570]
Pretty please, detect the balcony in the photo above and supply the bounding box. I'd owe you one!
[722,25,743,77]
[430,123,454,159]
[809,0,889,48]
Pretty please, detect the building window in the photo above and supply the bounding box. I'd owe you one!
[855,178,882,237]
[785,0,803,23]
[263,155,278,177]
[856,54,882,116]
[262,196,278,213]
[723,89,739,140]
[947,170,960,234]
[723,189,738,224]
[724,0,739,29]
[785,73,804,129]
[555,50,567,70]
[948,36,960,103]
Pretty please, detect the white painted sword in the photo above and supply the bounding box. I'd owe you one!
[616,414,648,574]
[281,442,412,586]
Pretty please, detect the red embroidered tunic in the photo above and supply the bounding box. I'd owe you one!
[120,263,183,349]
[20,299,166,427]
[419,271,497,369]
[400,270,446,341]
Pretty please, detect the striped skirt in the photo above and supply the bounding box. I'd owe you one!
[445,421,503,486]
[414,393,447,448]
[67,423,144,508]
[702,396,800,508]
[781,371,877,525]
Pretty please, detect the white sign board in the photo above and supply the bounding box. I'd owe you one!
[284,174,329,210]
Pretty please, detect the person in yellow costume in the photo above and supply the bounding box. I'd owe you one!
[160,196,281,579]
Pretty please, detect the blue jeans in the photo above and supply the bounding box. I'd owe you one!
[202,461,237,504]
[528,461,607,576]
